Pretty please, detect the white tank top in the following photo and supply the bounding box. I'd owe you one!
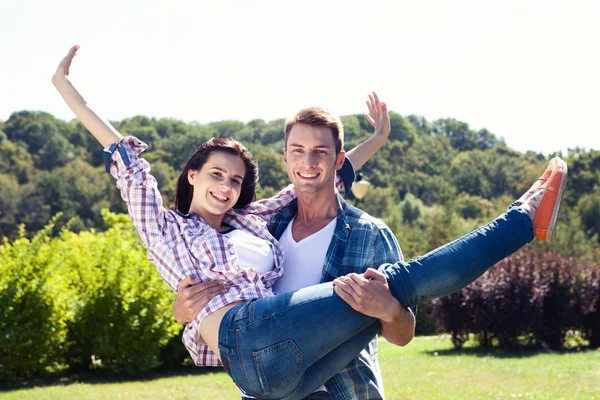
[222,228,274,275]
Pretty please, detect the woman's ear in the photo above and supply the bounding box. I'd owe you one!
[187,170,197,185]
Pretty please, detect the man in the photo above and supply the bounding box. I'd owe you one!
[174,92,415,400]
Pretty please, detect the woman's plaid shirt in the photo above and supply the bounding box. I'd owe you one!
[105,137,297,366]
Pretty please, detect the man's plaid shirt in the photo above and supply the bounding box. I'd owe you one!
[268,195,404,400]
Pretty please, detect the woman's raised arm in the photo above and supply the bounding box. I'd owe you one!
[52,45,123,147]
[345,91,391,170]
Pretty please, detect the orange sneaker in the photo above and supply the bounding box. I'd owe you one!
[517,157,562,204]
[531,158,568,242]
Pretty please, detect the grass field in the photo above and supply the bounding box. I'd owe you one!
[2,336,599,399]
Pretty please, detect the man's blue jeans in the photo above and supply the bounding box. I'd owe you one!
[218,206,534,400]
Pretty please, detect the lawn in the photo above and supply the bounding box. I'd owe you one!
[2,336,599,399]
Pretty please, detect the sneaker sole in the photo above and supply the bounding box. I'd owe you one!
[545,159,568,242]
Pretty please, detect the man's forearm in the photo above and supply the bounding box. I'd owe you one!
[380,300,415,346]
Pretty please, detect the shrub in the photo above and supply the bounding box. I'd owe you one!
[0,221,72,380]
[434,248,600,350]
[0,211,182,379]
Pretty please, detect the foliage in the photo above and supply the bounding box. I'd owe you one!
[433,249,600,350]
[0,212,181,380]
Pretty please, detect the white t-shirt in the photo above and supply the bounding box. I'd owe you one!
[273,216,337,395]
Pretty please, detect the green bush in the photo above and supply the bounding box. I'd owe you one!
[0,221,71,380]
[0,211,182,379]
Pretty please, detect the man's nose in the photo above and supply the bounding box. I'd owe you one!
[302,153,318,167]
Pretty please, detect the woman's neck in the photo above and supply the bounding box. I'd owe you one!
[191,207,226,231]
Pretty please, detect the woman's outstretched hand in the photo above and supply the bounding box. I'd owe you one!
[344,91,392,171]
[365,91,391,140]
[51,45,123,147]
[54,45,79,81]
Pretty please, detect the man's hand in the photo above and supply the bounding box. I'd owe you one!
[333,268,415,346]
[173,276,227,324]
[333,268,400,321]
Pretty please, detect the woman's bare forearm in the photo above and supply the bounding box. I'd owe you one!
[52,74,122,147]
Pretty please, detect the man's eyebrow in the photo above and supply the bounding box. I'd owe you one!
[288,143,331,149]
[209,166,244,180]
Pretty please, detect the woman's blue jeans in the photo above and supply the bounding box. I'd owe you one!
[218,206,534,400]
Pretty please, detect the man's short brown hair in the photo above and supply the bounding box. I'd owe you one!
[284,107,344,154]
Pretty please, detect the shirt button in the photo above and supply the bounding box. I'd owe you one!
[229,248,235,255]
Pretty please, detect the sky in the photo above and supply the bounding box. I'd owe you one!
[1,0,599,155]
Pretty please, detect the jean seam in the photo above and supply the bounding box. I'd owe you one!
[254,291,338,322]
[236,329,261,397]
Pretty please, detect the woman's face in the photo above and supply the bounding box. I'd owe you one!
[187,151,246,218]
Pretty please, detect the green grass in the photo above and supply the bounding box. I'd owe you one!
[2,336,599,399]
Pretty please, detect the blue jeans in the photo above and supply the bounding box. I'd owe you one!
[218,206,534,400]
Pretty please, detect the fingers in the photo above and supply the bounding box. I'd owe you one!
[372,91,381,110]
[189,283,226,304]
[365,113,376,128]
[58,45,80,75]
[333,274,368,301]
[182,280,226,298]
[334,285,359,309]
[364,268,386,282]
[174,279,227,324]
[178,275,199,289]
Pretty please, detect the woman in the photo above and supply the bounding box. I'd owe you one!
[53,46,567,400]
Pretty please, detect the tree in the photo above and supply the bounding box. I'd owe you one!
[0,174,20,239]
[37,132,76,170]
[4,111,66,154]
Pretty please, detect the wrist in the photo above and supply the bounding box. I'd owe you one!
[51,73,69,87]
[380,299,403,323]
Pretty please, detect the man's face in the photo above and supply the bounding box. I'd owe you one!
[284,123,345,195]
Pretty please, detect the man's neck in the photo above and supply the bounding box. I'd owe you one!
[292,187,339,241]
[295,186,338,222]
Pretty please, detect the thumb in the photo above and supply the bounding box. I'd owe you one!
[364,268,386,282]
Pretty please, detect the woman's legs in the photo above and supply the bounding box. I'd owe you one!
[218,282,379,399]
[381,157,567,308]
[219,208,535,399]
[381,205,533,309]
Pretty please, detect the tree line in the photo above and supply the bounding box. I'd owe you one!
[1,109,598,259]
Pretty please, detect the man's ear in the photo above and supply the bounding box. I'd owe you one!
[187,170,197,185]
[335,151,346,170]
[283,148,287,163]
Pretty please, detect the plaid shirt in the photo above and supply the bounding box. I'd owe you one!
[268,196,403,400]
[105,137,350,367]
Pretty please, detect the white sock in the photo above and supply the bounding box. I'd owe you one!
[516,179,544,205]
[519,189,546,220]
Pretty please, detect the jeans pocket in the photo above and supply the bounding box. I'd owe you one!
[252,339,303,395]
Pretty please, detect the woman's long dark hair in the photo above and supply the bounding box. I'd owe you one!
[173,138,258,214]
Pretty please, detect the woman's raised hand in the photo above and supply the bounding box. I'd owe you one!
[365,91,391,139]
[54,45,79,79]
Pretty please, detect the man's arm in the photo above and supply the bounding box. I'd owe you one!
[333,269,415,346]
[333,228,416,346]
